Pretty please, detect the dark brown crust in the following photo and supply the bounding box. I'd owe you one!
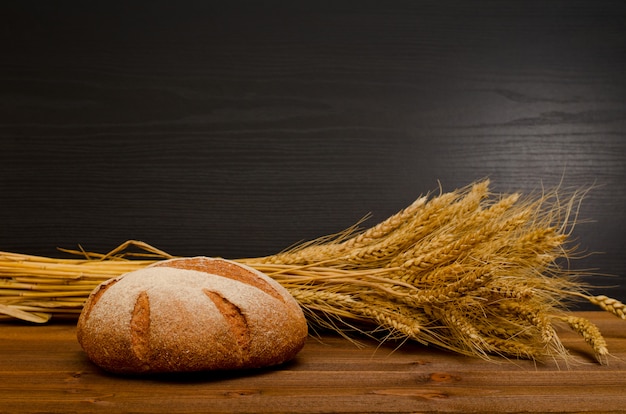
[153,257,284,302]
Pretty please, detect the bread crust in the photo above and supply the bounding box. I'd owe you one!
[77,257,308,374]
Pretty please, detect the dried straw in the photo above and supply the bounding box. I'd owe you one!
[1,180,624,363]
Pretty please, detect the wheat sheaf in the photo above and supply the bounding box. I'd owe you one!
[1,180,624,363]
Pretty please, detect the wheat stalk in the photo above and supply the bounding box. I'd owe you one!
[556,315,609,361]
[1,180,624,363]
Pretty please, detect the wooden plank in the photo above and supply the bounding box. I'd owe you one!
[0,312,624,413]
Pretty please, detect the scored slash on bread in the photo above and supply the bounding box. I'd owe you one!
[77,257,308,374]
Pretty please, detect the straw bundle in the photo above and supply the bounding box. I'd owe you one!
[1,180,624,363]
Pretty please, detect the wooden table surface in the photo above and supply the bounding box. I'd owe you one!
[0,311,624,414]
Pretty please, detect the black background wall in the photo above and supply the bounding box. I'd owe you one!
[2,1,625,308]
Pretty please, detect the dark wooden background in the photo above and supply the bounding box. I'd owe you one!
[2,1,625,308]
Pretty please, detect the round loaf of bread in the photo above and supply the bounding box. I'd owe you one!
[77,257,308,374]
